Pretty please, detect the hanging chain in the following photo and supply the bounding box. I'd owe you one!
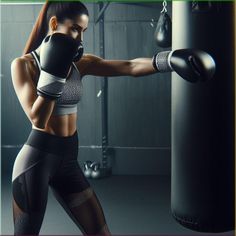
[161,0,168,13]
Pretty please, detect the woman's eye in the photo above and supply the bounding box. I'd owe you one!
[72,28,78,32]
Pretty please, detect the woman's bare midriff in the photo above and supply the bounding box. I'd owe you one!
[32,112,78,137]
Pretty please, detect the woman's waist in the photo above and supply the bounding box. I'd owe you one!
[39,112,78,136]
[32,125,77,137]
[27,127,79,156]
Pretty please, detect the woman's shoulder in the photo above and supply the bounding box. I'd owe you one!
[77,53,102,64]
[12,53,34,66]
[74,53,102,77]
[11,53,38,81]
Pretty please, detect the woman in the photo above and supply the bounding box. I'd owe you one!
[10,1,160,235]
[11,1,210,235]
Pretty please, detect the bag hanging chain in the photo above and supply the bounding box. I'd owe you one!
[161,0,168,13]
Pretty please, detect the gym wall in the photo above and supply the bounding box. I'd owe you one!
[1,2,171,179]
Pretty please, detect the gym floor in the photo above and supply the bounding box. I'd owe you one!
[1,175,234,235]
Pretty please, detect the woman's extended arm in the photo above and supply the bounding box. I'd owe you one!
[77,54,156,77]
[11,57,55,129]
[78,50,216,82]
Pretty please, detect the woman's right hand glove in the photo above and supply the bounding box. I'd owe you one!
[37,33,78,100]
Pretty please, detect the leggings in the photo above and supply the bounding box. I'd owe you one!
[12,129,109,235]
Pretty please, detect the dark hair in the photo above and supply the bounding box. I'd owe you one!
[23,1,89,55]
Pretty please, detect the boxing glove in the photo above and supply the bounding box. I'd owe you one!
[152,49,216,82]
[37,33,78,100]
[73,42,84,62]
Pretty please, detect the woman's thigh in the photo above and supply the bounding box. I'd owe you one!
[50,159,110,235]
[12,144,59,235]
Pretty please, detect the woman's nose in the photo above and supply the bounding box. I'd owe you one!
[71,32,83,42]
[78,32,83,42]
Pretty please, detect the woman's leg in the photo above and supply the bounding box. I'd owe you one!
[12,145,53,235]
[50,158,111,235]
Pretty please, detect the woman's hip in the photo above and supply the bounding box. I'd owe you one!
[12,129,79,182]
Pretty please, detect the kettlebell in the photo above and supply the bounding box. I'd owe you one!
[83,161,93,178]
[91,162,101,179]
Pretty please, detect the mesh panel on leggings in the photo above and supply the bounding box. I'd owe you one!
[13,198,45,235]
[13,198,31,234]
[12,166,48,235]
[51,187,110,235]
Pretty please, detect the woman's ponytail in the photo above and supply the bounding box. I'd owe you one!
[23,1,89,55]
[23,1,50,55]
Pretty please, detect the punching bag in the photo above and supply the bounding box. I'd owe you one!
[171,1,235,233]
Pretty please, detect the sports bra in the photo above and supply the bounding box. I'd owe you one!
[31,51,83,116]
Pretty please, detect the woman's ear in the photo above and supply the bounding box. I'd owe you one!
[49,16,58,32]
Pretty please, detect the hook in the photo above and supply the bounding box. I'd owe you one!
[161,0,168,13]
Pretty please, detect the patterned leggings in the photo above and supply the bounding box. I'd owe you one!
[12,129,110,235]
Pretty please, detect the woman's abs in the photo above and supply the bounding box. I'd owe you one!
[32,113,78,137]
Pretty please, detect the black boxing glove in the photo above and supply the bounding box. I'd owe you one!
[152,49,216,82]
[37,33,78,99]
[73,42,84,62]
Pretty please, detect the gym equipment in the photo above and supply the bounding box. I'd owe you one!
[91,162,101,179]
[154,0,172,48]
[171,1,234,233]
[83,160,93,178]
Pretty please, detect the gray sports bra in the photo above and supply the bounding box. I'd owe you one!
[31,51,83,116]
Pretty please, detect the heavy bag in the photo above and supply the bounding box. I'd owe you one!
[154,12,172,48]
[171,1,234,233]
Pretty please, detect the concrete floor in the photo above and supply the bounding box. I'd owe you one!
[1,175,234,235]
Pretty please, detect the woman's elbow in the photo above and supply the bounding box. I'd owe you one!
[30,113,46,129]
[32,118,46,129]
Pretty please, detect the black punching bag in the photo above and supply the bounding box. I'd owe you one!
[171,1,235,233]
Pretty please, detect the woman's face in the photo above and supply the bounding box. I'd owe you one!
[51,14,89,43]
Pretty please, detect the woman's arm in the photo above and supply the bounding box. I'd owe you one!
[76,50,216,82]
[77,54,157,77]
[11,57,55,129]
